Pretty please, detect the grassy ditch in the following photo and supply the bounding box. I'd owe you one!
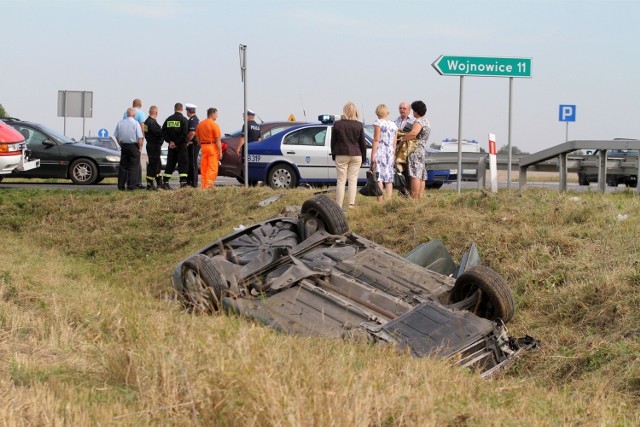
[0,186,639,425]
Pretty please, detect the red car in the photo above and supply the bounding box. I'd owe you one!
[0,120,39,175]
[219,121,306,182]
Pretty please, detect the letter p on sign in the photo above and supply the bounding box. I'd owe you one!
[559,105,576,122]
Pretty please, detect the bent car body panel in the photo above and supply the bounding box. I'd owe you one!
[173,200,536,375]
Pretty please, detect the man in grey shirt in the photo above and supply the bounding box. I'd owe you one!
[114,107,144,190]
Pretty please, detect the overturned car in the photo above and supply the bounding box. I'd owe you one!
[173,195,536,377]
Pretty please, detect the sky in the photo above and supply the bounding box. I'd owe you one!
[2,0,639,154]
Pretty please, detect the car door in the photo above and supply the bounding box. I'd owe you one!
[11,125,63,178]
[281,126,330,182]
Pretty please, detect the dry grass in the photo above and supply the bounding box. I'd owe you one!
[1,186,639,425]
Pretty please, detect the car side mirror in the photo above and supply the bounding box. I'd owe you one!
[42,139,56,147]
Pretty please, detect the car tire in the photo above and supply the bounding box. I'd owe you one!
[578,173,589,186]
[267,164,297,189]
[426,182,444,190]
[300,194,349,236]
[180,254,228,314]
[606,175,618,187]
[450,265,515,323]
[69,158,98,185]
[235,175,258,186]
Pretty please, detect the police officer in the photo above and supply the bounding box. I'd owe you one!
[236,109,261,156]
[144,105,163,190]
[161,103,189,189]
[185,103,200,187]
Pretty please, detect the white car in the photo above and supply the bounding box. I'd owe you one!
[244,116,373,188]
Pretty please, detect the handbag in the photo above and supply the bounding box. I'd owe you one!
[359,170,383,197]
[393,171,407,190]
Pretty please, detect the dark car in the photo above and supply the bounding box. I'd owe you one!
[173,195,537,376]
[80,136,120,151]
[0,118,121,184]
[577,147,638,187]
[219,121,308,182]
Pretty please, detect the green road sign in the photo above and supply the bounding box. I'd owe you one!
[432,55,532,78]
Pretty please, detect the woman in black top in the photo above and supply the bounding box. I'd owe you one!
[330,102,367,209]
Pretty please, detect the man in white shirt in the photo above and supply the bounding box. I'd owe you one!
[394,101,415,132]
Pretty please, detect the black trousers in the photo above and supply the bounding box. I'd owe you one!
[146,141,162,180]
[187,142,200,187]
[118,144,141,190]
[163,143,188,182]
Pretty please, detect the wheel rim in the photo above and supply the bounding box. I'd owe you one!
[73,162,93,183]
[271,168,292,188]
[182,268,217,312]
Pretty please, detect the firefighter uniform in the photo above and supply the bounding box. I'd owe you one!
[144,115,164,189]
[161,110,189,188]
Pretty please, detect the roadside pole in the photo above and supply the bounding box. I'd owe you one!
[488,133,498,193]
[240,44,248,187]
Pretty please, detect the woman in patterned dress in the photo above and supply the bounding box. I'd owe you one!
[399,100,431,199]
[371,104,398,200]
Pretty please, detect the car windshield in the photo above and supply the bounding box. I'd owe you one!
[36,124,76,144]
[364,124,374,140]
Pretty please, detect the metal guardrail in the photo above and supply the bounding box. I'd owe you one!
[424,140,640,194]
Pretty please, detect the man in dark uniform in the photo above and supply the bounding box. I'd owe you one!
[185,103,200,188]
[161,103,189,189]
[144,105,164,190]
[236,109,261,156]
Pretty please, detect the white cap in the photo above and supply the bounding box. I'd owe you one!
[185,103,197,110]
[247,109,256,115]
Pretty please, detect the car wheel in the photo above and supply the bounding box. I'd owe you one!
[267,164,297,189]
[426,182,443,190]
[606,175,618,187]
[578,173,589,186]
[181,254,228,314]
[69,158,98,185]
[300,194,349,237]
[450,265,514,323]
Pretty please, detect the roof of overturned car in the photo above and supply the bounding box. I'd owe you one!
[173,194,537,377]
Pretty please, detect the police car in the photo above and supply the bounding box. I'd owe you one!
[244,115,372,189]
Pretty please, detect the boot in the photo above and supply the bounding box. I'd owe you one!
[160,178,172,190]
[146,178,156,190]
[179,180,188,189]
[156,176,163,188]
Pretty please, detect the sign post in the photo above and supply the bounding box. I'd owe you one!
[432,55,532,192]
[558,104,576,142]
[239,44,248,188]
[57,90,93,138]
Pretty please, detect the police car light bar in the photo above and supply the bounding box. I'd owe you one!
[318,114,342,124]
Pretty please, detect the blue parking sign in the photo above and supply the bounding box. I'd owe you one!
[559,105,576,122]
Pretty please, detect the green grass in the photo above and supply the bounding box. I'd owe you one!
[1,186,639,425]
